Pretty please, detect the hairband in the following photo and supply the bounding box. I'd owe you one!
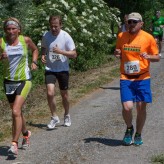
[5,20,20,29]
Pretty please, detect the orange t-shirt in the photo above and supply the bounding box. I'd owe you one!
[116,30,158,80]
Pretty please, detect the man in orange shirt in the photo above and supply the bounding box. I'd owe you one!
[114,12,160,146]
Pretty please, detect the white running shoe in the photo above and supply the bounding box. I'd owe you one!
[64,114,71,127]
[8,142,18,156]
[47,116,60,129]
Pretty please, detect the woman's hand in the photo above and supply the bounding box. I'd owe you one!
[0,52,8,60]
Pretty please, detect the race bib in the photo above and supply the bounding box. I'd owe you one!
[5,83,21,95]
[124,61,140,74]
[49,51,61,62]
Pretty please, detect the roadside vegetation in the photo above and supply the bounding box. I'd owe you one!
[151,154,164,164]
[0,0,164,162]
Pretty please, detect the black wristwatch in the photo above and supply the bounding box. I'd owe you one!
[32,61,38,66]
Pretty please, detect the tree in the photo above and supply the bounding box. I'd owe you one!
[104,0,164,30]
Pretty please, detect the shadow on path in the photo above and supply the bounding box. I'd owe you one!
[28,122,63,131]
[100,86,120,90]
[84,137,123,147]
[0,146,17,160]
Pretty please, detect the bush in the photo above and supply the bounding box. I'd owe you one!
[0,0,120,92]
[24,0,120,71]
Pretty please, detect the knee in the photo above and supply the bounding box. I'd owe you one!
[123,107,132,113]
[12,108,21,117]
[61,92,68,100]
[47,90,55,98]
[122,102,133,111]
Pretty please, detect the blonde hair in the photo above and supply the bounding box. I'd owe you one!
[3,17,22,33]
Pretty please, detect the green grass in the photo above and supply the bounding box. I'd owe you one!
[0,59,120,142]
[151,154,164,164]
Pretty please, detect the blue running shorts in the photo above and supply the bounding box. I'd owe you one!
[120,79,152,103]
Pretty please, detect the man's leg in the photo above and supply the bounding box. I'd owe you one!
[122,101,134,128]
[60,90,69,116]
[46,84,60,129]
[46,83,57,117]
[136,101,147,134]
[133,101,147,146]
[122,101,134,145]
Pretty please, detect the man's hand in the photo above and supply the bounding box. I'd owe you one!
[140,52,150,59]
[53,44,63,54]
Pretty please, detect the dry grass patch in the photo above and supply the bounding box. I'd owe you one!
[0,59,119,142]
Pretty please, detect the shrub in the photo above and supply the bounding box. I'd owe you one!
[24,0,120,71]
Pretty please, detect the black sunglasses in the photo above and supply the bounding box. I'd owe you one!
[128,20,141,24]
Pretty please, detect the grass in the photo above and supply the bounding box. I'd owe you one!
[151,154,164,164]
[0,58,120,143]
[0,57,163,163]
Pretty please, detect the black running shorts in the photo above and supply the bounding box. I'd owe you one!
[45,71,69,90]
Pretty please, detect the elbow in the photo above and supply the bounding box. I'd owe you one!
[73,53,77,58]
[72,51,77,58]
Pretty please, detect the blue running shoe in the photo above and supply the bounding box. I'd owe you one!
[134,133,143,146]
[123,127,134,146]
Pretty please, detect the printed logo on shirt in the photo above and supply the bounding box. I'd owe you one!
[123,45,141,52]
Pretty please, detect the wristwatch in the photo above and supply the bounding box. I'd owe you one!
[32,61,38,66]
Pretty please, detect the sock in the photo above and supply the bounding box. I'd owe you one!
[12,141,18,145]
[135,132,141,137]
[127,125,133,130]
[23,131,28,136]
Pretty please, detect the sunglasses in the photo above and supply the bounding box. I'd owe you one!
[128,20,141,24]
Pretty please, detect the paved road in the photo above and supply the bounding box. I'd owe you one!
[0,55,164,164]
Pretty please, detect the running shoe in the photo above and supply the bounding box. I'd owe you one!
[8,142,18,156]
[22,130,31,148]
[134,133,143,146]
[64,114,71,127]
[123,127,134,146]
[47,116,60,129]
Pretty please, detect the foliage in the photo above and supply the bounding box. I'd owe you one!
[0,0,34,34]
[151,154,164,164]
[105,0,164,31]
[24,0,120,71]
[0,0,120,73]
[0,0,120,99]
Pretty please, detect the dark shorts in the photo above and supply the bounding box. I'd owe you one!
[4,79,32,103]
[154,35,163,42]
[45,71,69,90]
[120,79,152,103]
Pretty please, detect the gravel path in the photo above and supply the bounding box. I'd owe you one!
[0,54,164,164]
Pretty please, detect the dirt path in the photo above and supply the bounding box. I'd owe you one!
[0,55,163,164]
